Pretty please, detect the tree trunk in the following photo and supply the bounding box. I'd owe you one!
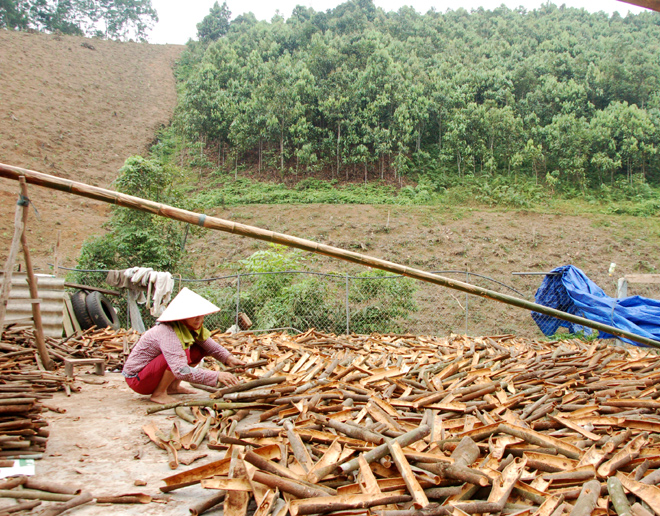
[280,127,284,172]
[337,123,341,180]
[438,119,443,151]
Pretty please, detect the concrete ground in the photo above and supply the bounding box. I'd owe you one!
[2,371,230,515]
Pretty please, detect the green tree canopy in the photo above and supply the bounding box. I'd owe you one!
[173,0,660,193]
[197,1,231,44]
[1,0,158,41]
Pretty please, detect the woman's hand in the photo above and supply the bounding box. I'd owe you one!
[225,356,246,368]
[216,372,240,387]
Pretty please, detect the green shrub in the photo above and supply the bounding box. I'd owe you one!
[191,245,418,334]
[348,270,418,334]
[75,156,186,281]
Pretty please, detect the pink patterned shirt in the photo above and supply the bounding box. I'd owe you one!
[122,323,233,386]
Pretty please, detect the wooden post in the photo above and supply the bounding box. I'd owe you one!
[18,178,53,370]
[53,230,61,277]
[0,181,27,329]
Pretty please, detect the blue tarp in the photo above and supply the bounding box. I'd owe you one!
[532,265,660,346]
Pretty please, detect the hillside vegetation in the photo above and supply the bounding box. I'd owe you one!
[69,0,660,282]
[172,0,660,203]
[0,4,659,313]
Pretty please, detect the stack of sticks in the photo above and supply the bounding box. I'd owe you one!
[0,327,71,462]
[1,325,139,372]
[0,475,172,515]
[148,330,660,516]
[0,325,138,461]
[0,385,50,461]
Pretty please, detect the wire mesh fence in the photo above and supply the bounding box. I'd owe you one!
[63,267,567,338]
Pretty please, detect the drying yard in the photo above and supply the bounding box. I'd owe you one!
[0,327,659,515]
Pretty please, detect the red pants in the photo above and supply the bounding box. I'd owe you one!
[125,345,205,395]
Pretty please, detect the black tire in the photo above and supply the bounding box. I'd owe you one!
[85,291,120,330]
[71,291,94,330]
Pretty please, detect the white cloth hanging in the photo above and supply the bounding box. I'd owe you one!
[149,271,174,317]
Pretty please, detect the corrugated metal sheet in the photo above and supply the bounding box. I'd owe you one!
[1,273,66,338]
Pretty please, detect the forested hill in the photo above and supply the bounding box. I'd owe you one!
[176,0,660,194]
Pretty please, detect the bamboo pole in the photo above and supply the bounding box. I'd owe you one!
[53,230,61,277]
[1,162,658,348]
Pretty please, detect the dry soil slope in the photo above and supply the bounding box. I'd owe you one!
[0,30,183,271]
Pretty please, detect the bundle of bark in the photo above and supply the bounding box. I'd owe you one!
[0,384,51,461]
[149,330,660,516]
[0,328,72,461]
[0,325,138,462]
[0,475,170,515]
[0,325,139,373]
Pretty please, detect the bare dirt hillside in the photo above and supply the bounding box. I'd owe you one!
[0,30,183,271]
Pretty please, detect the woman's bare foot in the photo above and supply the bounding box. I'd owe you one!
[150,392,178,404]
[167,385,197,395]
[166,379,197,395]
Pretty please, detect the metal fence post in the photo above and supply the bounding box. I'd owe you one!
[235,274,241,328]
[345,273,350,335]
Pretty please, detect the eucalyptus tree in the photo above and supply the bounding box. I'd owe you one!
[172,0,660,193]
[3,0,157,40]
[197,1,231,44]
[254,54,317,174]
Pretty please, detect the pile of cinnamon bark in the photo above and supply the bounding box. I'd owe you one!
[0,325,138,462]
[0,325,138,373]
[0,327,72,462]
[145,330,660,516]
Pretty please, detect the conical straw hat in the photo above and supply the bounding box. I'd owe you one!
[157,287,221,322]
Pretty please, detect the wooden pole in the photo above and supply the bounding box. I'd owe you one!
[53,229,61,277]
[17,178,52,370]
[0,181,27,329]
[1,162,659,348]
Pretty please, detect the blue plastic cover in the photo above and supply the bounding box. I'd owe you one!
[532,265,660,346]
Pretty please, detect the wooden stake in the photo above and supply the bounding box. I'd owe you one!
[53,230,61,277]
[17,178,52,370]
[0,181,27,329]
